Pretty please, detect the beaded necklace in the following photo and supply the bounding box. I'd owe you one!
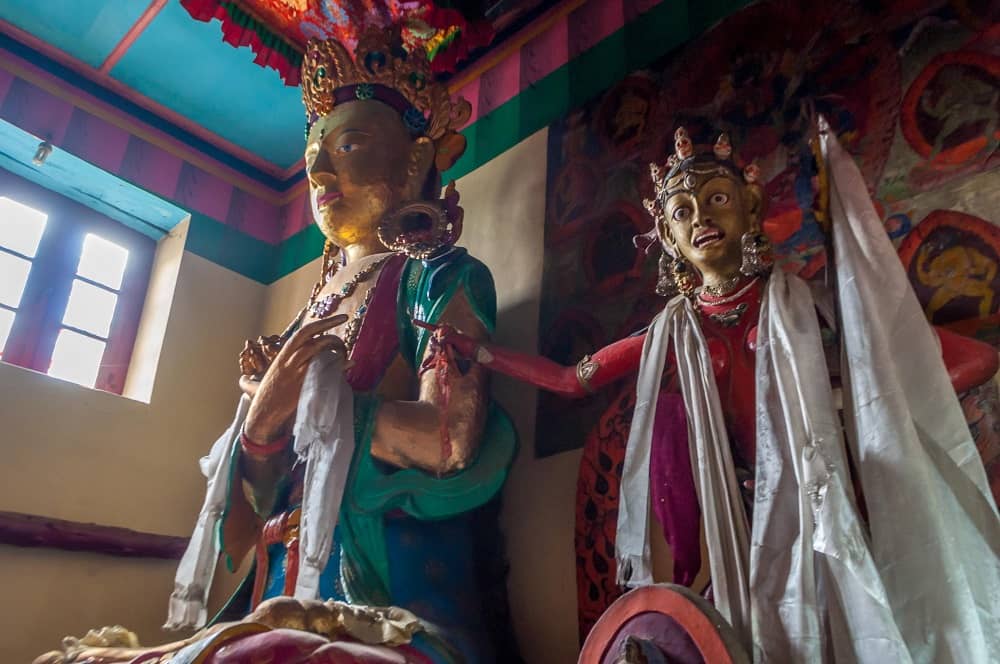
[308,253,392,352]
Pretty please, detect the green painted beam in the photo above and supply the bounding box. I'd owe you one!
[186,212,277,284]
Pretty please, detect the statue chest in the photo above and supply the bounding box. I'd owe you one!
[302,252,410,393]
[697,286,764,467]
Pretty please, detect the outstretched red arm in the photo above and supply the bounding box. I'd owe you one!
[416,320,647,398]
[936,327,999,394]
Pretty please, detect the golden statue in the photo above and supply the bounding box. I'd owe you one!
[37,26,517,664]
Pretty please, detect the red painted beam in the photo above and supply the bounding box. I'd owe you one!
[100,0,169,74]
[0,510,188,559]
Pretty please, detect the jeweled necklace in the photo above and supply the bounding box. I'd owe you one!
[308,253,391,351]
[697,275,759,305]
[697,276,760,328]
[698,272,750,298]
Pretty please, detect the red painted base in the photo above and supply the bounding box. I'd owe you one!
[578,584,749,664]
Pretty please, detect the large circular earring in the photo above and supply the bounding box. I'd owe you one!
[739,230,774,277]
[377,200,455,259]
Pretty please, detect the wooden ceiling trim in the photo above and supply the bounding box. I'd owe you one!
[0,18,288,180]
[99,0,169,74]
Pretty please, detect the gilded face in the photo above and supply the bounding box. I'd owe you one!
[661,176,759,280]
[305,100,433,246]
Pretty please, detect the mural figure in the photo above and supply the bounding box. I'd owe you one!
[920,65,999,160]
[899,209,1000,325]
[36,26,516,664]
[433,123,1000,661]
[916,243,997,319]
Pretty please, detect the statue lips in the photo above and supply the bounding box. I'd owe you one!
[316,191,343,209]
[693,228,725,248]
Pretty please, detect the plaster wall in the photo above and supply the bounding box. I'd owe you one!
[259,129,584,664]
[0,231,266,660]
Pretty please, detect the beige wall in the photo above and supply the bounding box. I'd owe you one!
[0,228,267,661]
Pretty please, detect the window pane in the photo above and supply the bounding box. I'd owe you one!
[77,233,129,290]
[49,329,106,388]
[0,308,14,358]
[0,251,32,307]
[63,279,118,338]
[0,197,47,257]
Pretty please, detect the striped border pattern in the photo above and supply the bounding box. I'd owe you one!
[1,0,749,283]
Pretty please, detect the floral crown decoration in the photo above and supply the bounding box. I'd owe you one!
[301,26,471,171]
[642,127,763,232]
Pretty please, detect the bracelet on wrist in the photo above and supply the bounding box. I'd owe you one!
[240,429,292,458]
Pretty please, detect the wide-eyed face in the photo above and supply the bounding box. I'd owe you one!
[305,100,433,247]
[660,175,760,281]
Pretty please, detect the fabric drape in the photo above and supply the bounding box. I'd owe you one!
[167,395,250,629]
[292,353,356,600]
[617,296,753,647]
[821,118,1000,663]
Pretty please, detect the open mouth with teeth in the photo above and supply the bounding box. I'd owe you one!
[693,228,725,248]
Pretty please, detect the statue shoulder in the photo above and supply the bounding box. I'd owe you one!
[400,248,496,323]
[397,248,497,367]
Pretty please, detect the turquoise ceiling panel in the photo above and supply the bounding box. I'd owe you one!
[110,0,305,170]
[0,118,188,239]
[0,0,147,68]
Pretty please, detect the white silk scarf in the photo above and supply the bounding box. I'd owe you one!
[616,120,1000,661]
[166,394,250,629]
[167,353,354,629]
[617,295,753,645]
[820,119,1000,663]
[291,352,355,600]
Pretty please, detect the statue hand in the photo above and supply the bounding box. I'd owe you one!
[239,375,260,399]
[244,315,348,443]
[413,319,481,360]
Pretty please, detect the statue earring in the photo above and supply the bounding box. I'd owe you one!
[656,253,679,298]
[671,255,697,298]
[377,200,454,260]
[739,230,774,277]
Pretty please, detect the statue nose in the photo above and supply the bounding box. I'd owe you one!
[308,150,336,183]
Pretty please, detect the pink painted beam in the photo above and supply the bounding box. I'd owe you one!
[0,46,290,205]
[0,18,288,180]
[0,510,188,559]
[99,0,169,74]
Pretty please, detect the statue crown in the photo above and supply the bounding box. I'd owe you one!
[643,127,761,228]
[301,27,471,141]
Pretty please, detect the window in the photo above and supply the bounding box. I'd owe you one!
[0,174,154,394]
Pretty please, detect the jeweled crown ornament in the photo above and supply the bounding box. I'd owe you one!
[643,126,764,229]
[302,27,471,170]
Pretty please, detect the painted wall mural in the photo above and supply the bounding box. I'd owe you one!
[535,0,1000,458]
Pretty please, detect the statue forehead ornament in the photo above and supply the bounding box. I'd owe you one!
[642,127,761,228]
[301,28,471,144]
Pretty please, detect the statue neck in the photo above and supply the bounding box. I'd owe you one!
[342,235,391,264]
[700,267,746,295]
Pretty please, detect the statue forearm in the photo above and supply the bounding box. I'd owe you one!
[370,289,490,474]
[370,364,489,474]
[936,326,999,394]
[238,438,294,518]
[456,330,647,398]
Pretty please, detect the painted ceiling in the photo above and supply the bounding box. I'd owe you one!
[0,0,754,283]
[0,0,553,174]
[0,0,307,171]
